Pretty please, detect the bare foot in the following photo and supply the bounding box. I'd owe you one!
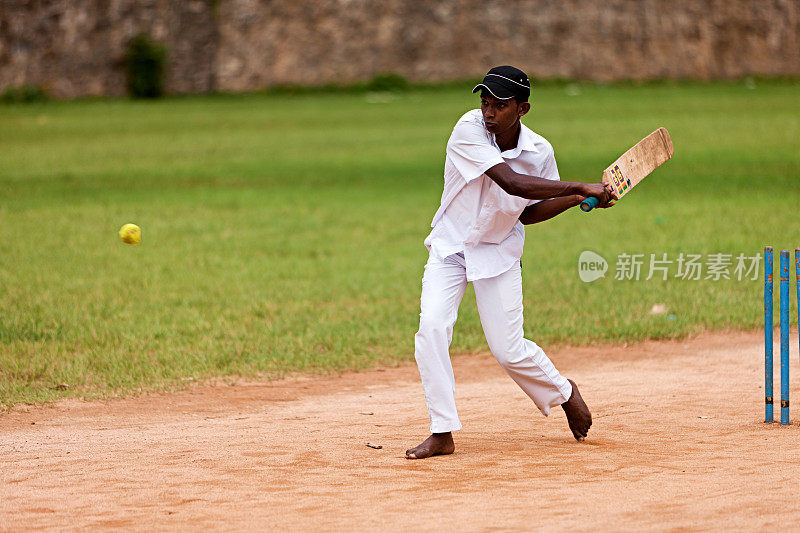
[561,379,592,441]
[405,432,454,459]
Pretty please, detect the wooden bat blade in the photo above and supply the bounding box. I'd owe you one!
[603,127,674,200]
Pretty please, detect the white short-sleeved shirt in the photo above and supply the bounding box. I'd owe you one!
[424,109,560,281]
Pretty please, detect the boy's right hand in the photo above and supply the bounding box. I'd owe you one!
[578,183,614,207]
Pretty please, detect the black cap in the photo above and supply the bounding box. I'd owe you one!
[472,65,530,101]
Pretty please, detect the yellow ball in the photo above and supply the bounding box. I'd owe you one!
[118,223,142,245]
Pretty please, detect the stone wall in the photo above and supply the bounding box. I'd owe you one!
[1,0,798,98]
[0,0,217,97]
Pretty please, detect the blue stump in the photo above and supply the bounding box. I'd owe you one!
[796,248,800,370]
[780,250,790,425]
[765,247,773,423]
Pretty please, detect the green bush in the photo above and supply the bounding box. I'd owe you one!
[365,73,409,92]
[124,33,167,98]
[0,85,49,103]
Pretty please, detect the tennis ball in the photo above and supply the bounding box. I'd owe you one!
[119,223,142,245]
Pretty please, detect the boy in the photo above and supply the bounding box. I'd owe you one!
[406,66,613,459]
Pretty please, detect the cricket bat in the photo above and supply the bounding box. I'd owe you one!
[580,127,674,212]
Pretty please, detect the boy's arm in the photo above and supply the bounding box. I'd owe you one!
[485,162,609,202]
[519,194,615,225]
[519,196,582,225]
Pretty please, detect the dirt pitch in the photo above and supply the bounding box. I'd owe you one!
[2,330,799,530]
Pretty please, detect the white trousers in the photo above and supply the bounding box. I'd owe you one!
[414,252,572,433]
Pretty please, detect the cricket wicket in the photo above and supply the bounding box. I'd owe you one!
[764,247,800,425]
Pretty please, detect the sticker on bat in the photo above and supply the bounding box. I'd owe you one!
[612,165,629,196]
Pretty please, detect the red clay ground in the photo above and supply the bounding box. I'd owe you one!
[2,330,799,530]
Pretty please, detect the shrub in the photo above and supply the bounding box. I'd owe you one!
[124,33,167,98]
[365,73,409,92]
[0,85,49,103]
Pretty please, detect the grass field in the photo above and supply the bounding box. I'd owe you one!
[1,80,798,407]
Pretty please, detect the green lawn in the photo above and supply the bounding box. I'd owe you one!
[1,80,798,406]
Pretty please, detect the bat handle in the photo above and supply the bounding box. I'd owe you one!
[580,197,600,212]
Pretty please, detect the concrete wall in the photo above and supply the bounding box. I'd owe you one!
[1,0,798,98]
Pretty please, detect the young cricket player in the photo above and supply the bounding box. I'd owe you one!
[406,65,614,459]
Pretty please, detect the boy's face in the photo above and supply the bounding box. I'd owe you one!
[480,91,530,136]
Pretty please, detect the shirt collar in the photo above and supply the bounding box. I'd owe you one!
[494,123,539,157]
[517,125,539,152]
